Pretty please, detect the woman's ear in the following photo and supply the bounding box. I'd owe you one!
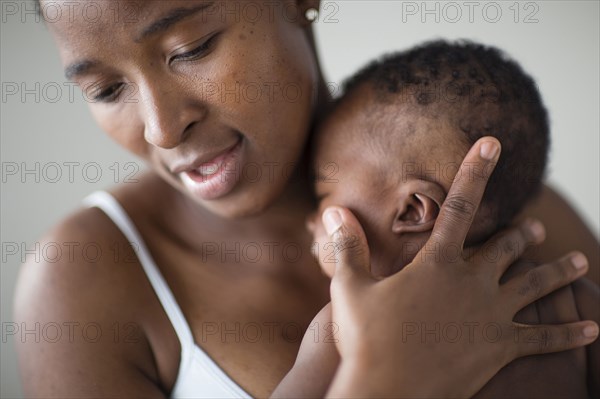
[295,0,321,25]
[392,180,446,235]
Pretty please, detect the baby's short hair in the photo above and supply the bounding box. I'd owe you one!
[336,39,550,240]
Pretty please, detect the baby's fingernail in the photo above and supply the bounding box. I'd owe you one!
[480,141,499,160]
[583,324,599,338]
[526,219,545,242]
[571,253,587,270]
[323,209,342,236]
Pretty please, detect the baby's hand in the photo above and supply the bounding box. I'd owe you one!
[317,138,598,399]
[307,211,337,279]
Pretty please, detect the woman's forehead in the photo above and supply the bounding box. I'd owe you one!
[41,0,217,38]
[41,0,224,73]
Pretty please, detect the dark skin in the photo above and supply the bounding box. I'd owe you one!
[16,170,333,398]
[15,1,599,397]
[18,1,332,396]
[273,89,599,398]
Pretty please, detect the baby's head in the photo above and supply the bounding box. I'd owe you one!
[311,40,550,278]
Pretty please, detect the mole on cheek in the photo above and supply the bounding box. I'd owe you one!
[239,34,246,40]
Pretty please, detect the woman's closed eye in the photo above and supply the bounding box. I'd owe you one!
[83,82,127,103]
[169,32,221,65]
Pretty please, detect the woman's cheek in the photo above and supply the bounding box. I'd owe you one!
[90,103,149,158]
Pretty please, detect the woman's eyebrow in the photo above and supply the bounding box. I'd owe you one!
[135,2,216,43]
[65,60,99,80]
[63,2,216,80]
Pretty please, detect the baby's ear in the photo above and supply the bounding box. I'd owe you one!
[392,180,446,235]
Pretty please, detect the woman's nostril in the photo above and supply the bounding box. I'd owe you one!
[181,122,196,142]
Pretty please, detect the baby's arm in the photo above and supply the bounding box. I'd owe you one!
[271,303,340,398]
[572,277,600,398]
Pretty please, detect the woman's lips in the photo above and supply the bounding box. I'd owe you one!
[179,137,244,200]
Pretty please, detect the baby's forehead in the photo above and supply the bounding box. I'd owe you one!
[320,90,460,159]
[314,89,469,192]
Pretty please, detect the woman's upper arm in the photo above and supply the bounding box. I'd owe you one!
[13,209,166,398]
[519,185,600,286]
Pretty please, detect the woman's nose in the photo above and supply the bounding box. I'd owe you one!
[138,79,207,149]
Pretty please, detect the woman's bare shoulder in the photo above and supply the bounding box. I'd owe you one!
[13,178,174,397]
[15,204,135,289]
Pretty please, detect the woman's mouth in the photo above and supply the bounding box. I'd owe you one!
[179,137,244,201]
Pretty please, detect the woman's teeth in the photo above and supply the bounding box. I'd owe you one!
[197,158,226,176]
[199,164,219,175]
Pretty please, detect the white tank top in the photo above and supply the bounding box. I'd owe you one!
[83,191,253,399]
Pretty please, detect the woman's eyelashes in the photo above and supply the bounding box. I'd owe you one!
[168,32,221,65]
[90,82,125,103]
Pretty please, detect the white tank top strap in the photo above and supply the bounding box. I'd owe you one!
[81,191,195,360]
[82,190,252,398]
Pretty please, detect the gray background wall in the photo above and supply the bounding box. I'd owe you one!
[2,1,598,397]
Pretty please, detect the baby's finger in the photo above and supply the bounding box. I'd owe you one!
[502,252,588,311]
[513,321,599,358]
[309,214,337,278]
[429,137,501,252]
[322,207,374,292]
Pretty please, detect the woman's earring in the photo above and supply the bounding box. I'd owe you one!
[305,8,319,22]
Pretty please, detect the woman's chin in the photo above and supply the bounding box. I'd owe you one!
[155,162,293,220]
[191,181,287,220]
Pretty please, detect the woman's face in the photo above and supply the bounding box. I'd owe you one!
[43,0,320,217]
